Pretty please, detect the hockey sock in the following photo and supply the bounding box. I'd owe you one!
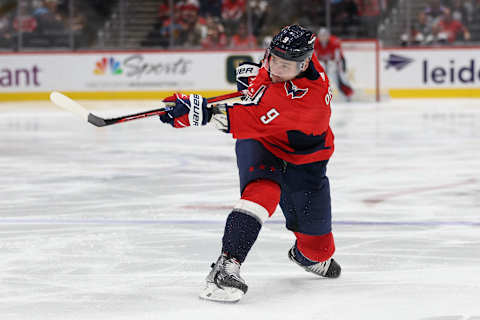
[240,179,280,216]
[222,180,281,263]
[222,211,262,263]
[292,244,317,266]
[294,232,335,263]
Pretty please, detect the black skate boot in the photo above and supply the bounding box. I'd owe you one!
[199,253,248,302]
[288,245,341,278]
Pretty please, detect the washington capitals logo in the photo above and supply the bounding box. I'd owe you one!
[285,81,308,99]
[385,54,414,71]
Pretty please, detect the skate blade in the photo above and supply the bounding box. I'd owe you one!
[199,282,244,303]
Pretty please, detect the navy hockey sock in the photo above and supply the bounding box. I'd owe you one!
[293,243,317,266]
[222,211,262,263]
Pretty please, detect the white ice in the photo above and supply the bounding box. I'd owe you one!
[0,98,479,320]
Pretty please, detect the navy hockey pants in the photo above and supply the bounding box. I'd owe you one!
[235,139,332,236]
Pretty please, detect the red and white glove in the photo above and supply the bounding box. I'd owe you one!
[159,93,211,128]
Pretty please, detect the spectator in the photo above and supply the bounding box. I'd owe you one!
[221,0,246,36]
[0,11,14,47]
[142,1,182,47]
[333,0,360,35]
[229,22,257,49]
[451,0,470,24]
[70,12,86,33]
[355,0,386,37]
[158,1,186,46]
[157,0,172,20]
[69,11,88,47]
[35,0,67,35]
[425,0,448,24]
[34,0,71,47]
[156,0,183,28]
[12,2,38,34]
[249,0,268,37]
[433,7,471,43]
[461,0,476,26]
[32,0,49,17]
[201,16,227,48]
[400,11,434,46]
[0,13,11,35]
[178,0,207,47]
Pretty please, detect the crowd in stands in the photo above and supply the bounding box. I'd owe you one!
[401,0,480,46]
[143,0,396,49]
[2,0,480,50]
[142,0,268,49]
[292,0,394,38]
[0,0,115,49]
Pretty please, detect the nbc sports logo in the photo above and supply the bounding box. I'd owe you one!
[94,57,123,75]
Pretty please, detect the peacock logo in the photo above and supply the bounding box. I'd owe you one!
[94,57,123,75]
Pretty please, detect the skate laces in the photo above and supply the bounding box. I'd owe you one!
[307,259,331,276]
[223,257,241,277]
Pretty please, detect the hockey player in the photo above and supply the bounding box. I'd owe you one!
[159,25,341,302]
[314,27,354,99]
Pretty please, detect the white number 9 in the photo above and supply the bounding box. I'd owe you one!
[260,108,280,124]
[324,86,333,105]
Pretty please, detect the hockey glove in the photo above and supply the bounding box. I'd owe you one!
[210,103,231,133]
[159,93,212,128]
[236,62,261,91]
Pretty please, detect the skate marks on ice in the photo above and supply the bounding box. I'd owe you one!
[363,178,478,205]
[1,219,479,319]
[1,100,480,319]
[330,99,480,223]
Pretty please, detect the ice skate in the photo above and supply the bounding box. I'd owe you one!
[199,253,248,303]
[288,245,341,278]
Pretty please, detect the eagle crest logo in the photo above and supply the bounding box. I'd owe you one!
[284,81,308,99]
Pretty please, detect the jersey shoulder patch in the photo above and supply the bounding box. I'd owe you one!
[242,84,267,105]
[284,80,308,99]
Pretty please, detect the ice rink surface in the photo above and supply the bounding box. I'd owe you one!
[1,98,479,320]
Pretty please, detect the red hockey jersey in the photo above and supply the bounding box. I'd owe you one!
[227,55,334,165]
[314,35,343,63]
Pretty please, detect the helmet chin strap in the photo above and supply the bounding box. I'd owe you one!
[263,52,273,79]
[297,55,312,74]
[297,60,307,73]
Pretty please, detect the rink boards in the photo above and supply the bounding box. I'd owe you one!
[1,46,480,101]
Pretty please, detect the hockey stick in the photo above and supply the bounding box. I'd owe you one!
[49,91,243,127]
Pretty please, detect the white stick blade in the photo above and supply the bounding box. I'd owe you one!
[50,91,90,121]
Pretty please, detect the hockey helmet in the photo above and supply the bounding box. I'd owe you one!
[269,25,315,62]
